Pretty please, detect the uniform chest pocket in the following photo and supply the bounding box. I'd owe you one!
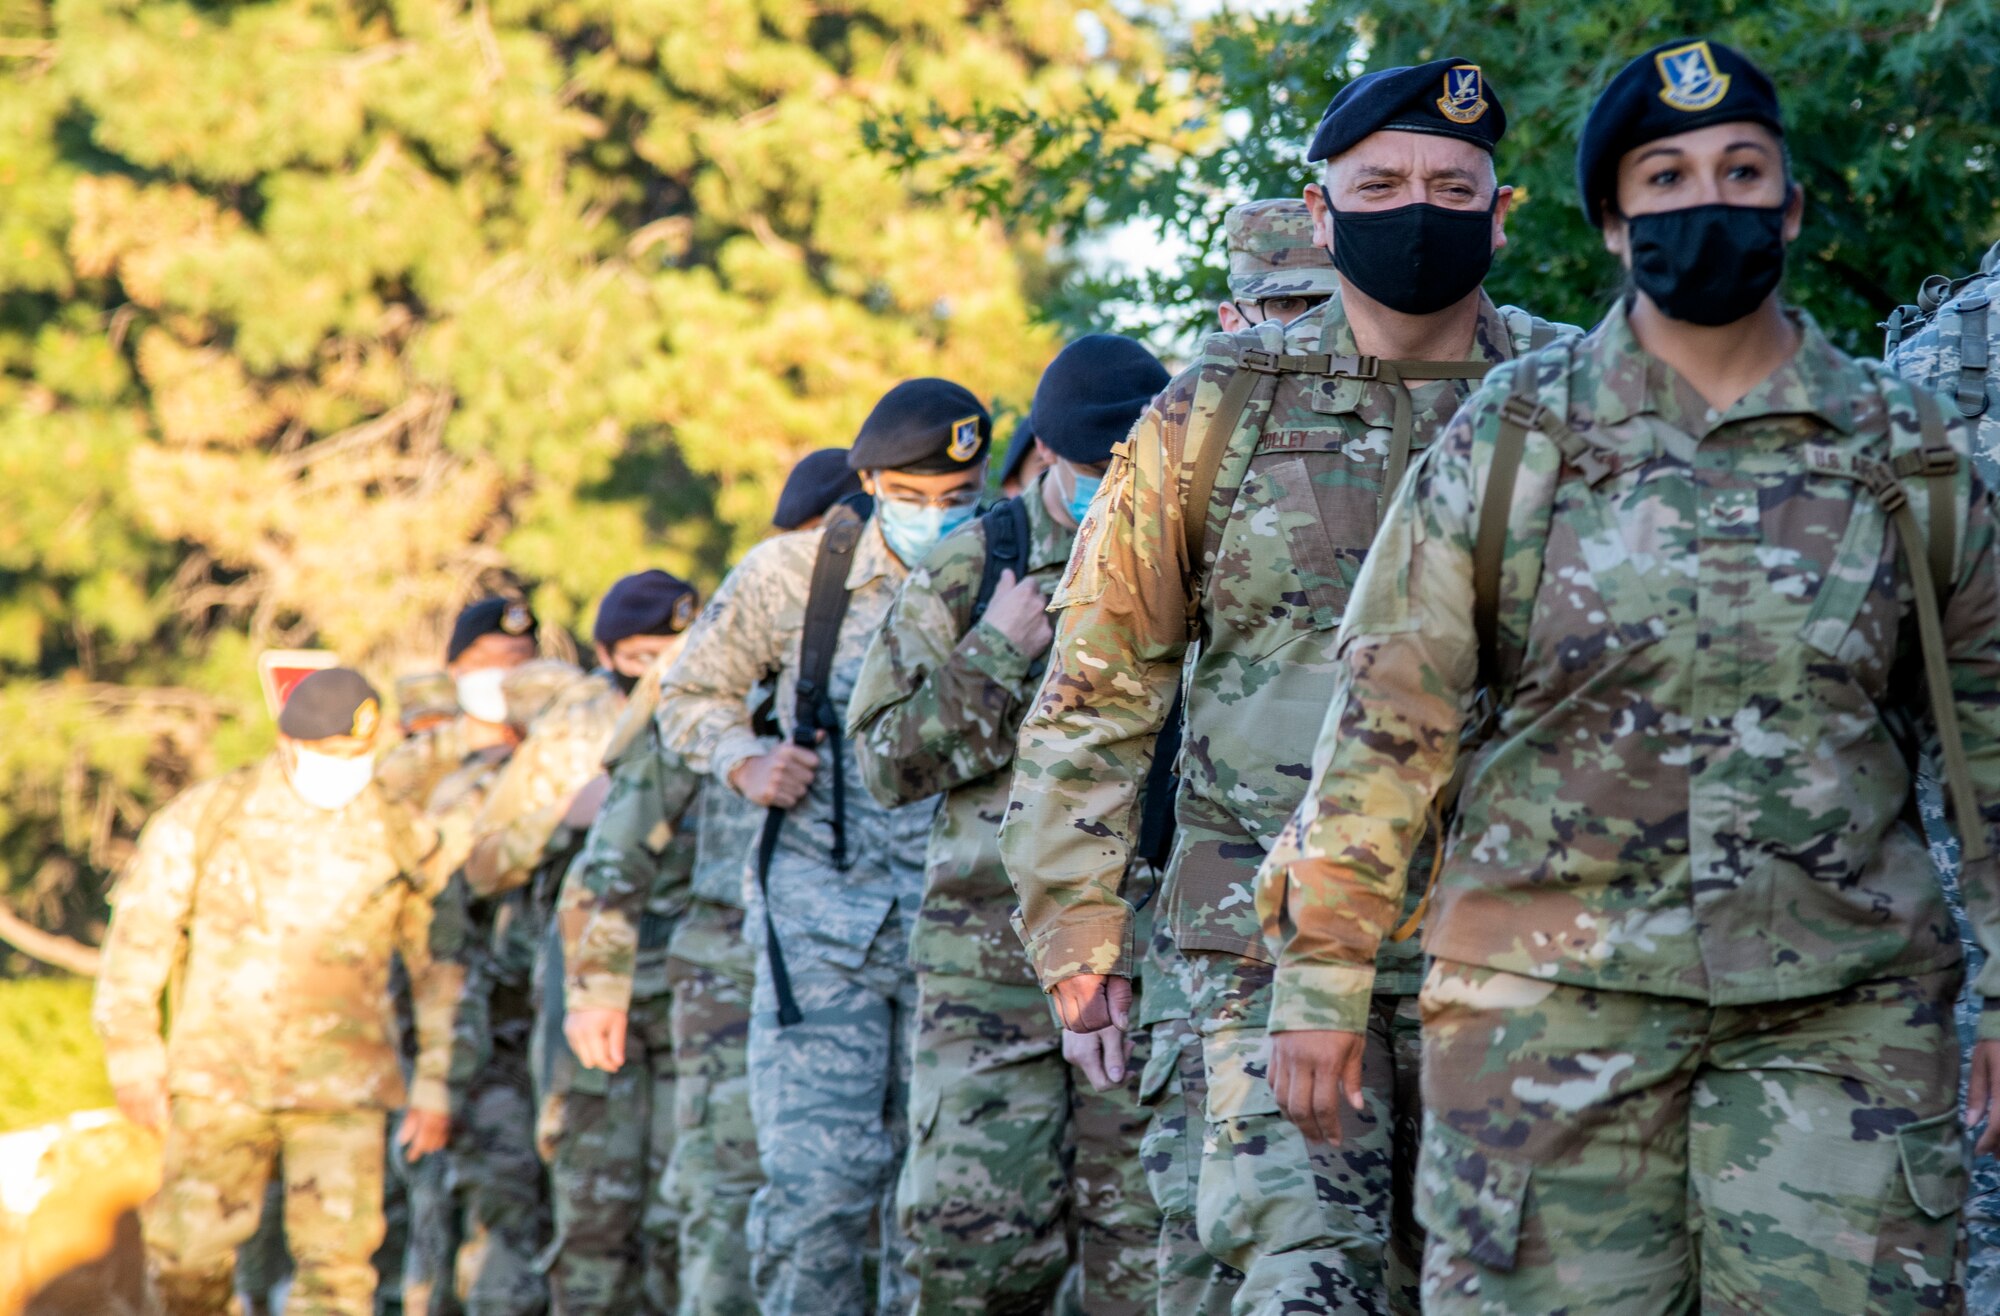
[1519,472,1671,695]
[1795,481,1899,680]
[1209,449,1377,660]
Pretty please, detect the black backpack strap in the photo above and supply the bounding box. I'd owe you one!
[971,496,1032,626]
[757,495,870,1026]
[1135,685,1183,871]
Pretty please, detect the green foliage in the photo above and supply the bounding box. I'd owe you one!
[1,0,1168,948]
[874,0,2000,350]
[0,976,112,1130]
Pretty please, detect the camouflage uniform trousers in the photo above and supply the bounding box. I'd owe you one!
[397,1119,463,1316]
[898,972,1159,1315]
[1137,1015,1242,1316]
[1918,769,2000,1311]
[1189,951,1421,1316]
[144,1096,387,1316]
[663,939,761,1316]
[450,1044,551,1315]
[1418,960,1967,1314]
[746,915,918,1316]
[539,987,678,1315]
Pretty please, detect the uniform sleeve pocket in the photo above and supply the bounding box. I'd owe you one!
[1896,1109,1967,1219]
[1415,1116,1531,1273]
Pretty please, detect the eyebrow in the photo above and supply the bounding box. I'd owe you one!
[1635,139,1774,166]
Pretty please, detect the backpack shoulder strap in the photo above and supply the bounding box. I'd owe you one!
[1472,346,1580,690]
[1179,326,1285,569]
[758,494,870,1028]
[192,766,258,880]
[971,496,1031,626]
[1951,287,1991,420]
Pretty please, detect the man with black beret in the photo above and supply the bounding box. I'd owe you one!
[655,376,990,1314]
[460,569,698,1314]
[95,667,463,1316]
[773,448,864,533]
[1002,57,1576,1316]
[849,336,1167,1313]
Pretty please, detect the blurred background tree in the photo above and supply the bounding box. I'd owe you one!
[0,0,1175,991]
[874,0,2000,350]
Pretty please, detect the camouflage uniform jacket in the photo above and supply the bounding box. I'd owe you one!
[93,755,462,1113]
[378,716,473,810]
[426,745,518,1091]
[469,669,624,898]
[669,737,769,977]
[1001,292,1571,990]
[848,467,1076,985]
[656,519,935,970]
[558,725,703,1015]
[1255,302,2000,1035]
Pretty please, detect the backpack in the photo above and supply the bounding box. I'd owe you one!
[756,491,873,1026]
[1883,241,1999,439]
[1468,345,1986,878]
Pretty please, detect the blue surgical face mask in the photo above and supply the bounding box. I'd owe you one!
[1066,472,1103,525]
[876,498,975,567]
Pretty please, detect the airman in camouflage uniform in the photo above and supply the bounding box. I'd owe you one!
[1889,236,2000,1311]
[95,669,462,1316]
[557,667,766,1316]
[1002,62,1568,1315]
[850,336,1170,1315]
[656,380,991,1315]
[1258,43,2000,1311]
[469,573,695,1316]
[1130,198,1339,1316]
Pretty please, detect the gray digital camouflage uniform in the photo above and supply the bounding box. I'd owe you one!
[656,518,935,1316]
[849,467,1160,1315]
[1002,290,1569,1315]
[1889,237,2000,1311]
[1258,303,2000,1312]
[94,756,460,1316]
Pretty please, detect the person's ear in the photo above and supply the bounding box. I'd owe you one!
[1490,185,1515,254]
[1781,183,1805,243]
[1217,301,1247,333]
[858,472,879,497]
[1602,209,1630,265]
[1303,180,1334,250]
[594,642,613,670]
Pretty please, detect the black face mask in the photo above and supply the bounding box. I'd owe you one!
[1328,201,1495,316]
[612,670,641,697]
[1624,201,1788,327]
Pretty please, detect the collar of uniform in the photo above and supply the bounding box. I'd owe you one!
[1587,299,1856,436]
[1021,466,1081,572]
[847,513,907,590]
[1318,289,1512,364]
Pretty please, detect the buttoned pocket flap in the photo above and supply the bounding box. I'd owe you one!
[1897,1109,1967,1219]
[1137,1037,1179,1106]
[1416,1116,1531,1273]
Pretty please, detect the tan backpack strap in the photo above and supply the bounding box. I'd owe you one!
[1181,363,1271,568]
[1473,366,1548,688]
[1389,799,1447,942]
[1375,360,1495,502]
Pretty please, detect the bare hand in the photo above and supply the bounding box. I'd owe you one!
[1050,972,1132,1034]
[730,743,820,808]
[1270,1029,1366,1147]
[398,1109,451,1162]
[1969,1039,2000,1156]
[1062,1025,1133,1092]
[563,774,612,829]
[114,1079,168,1135]
[982,570,1054,658]
[566,1008,630,1073]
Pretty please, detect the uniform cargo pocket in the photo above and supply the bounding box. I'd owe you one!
[1896,1109,1967,1219]
[1415,1115,1531,1273]
[1137,1038,1194,1218]
[1201,1026,1279,1122]
[676,1072,711,1131]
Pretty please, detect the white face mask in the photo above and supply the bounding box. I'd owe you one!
[289,747,377,811]
[455,668,510,724]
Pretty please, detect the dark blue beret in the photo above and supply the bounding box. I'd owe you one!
[1307,57,1505,165]
[278,668,382,741]
[1577,39,1783,227]
[848,378,991,474]
[1030,334,1169,466]
[594,570,699,648]
[998,419,1037,485]
[446,595,538,663]
[773,449,863,530]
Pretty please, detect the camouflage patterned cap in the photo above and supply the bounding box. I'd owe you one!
[1225,198,1338,300]
[393,670,459,730]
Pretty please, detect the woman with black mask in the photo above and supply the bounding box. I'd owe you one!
[1254,38,2000,1313]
